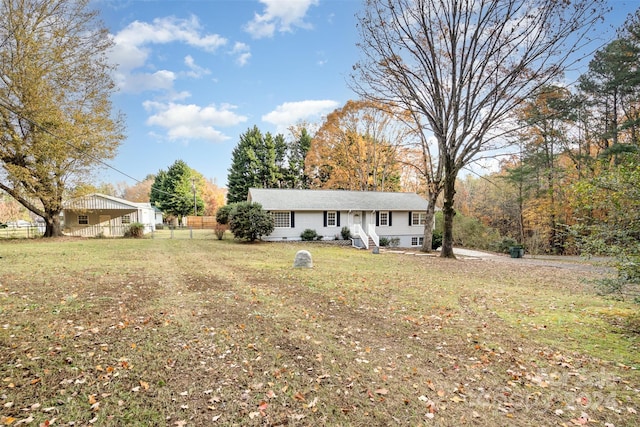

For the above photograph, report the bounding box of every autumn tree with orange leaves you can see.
[306,100,404,192]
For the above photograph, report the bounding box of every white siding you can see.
[265,211,345,241]
[263,210,428,247]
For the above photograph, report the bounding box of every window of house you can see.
[412,212,427,226]
[78,215,88,225]
[122,214,131,224]
[379,211,389,226]
[327,211,337,227]
[411,236,424,246]
[272,211,291,228]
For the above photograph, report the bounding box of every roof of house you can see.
[63,193,155,211]
[247,188,429,211]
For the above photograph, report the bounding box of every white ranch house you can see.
[62,193,162,237]
[247,188,432,249]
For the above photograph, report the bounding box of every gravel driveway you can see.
[451,247,612,273]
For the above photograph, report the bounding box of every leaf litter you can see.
[0,239,638,426]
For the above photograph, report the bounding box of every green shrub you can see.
[434,211,502,251]
[228,202,274,242]
[379,237,400,247]
[301,229,321,241]
[492,237,519,254]
[124,222,145,238]
[432,230,443,250]
[216,204,233,225]
[155,223,164,230]
[341,226,352,240]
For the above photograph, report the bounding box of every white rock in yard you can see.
[293,250,313,268]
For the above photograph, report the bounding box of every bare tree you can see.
[351,0,606,257]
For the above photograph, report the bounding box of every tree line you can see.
[0,0,631,271]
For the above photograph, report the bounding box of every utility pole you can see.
[191,178,197,216]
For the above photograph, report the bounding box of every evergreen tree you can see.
[579,38,640,159]
[150,160,204,219]
[286,128,312,189]
[226,126,284,203]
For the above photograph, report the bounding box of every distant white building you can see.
[62,193,162,237]
[247,188,433,249]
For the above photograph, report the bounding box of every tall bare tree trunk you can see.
[441,170,456,258]
[420,196,437,252]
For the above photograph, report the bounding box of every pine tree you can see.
[226,126,284,203]
[286,128,312,189]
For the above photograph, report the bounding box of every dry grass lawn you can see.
[0,237,638,426]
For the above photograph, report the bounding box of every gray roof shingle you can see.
[248,188,429,211]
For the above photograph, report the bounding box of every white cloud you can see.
[244,0,319,39]
[114,16,227,54]
[262,100,339,131]
[115,70,176,94]
[184,55,211,78]
[109,15,227,92]
[230,42,252,66]
[143,101,248,143]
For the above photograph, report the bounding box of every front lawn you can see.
[0,238,637,426]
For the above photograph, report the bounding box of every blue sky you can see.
[91,0,639,188]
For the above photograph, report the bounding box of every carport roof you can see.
[63,193,152,211]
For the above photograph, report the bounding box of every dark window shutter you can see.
[408,211,412,225]
[389,212,393,226]
[290,212,295,228]
[323,211,327,227]
[376,211,379,226]
[337,212,341,227]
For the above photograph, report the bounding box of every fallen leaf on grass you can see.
[375,388,388,395]
[570,413,591,425]
[293,392,305,401]
[1,417,17,425]
[307,397,318,408]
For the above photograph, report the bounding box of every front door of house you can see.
[353,211,362,227]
